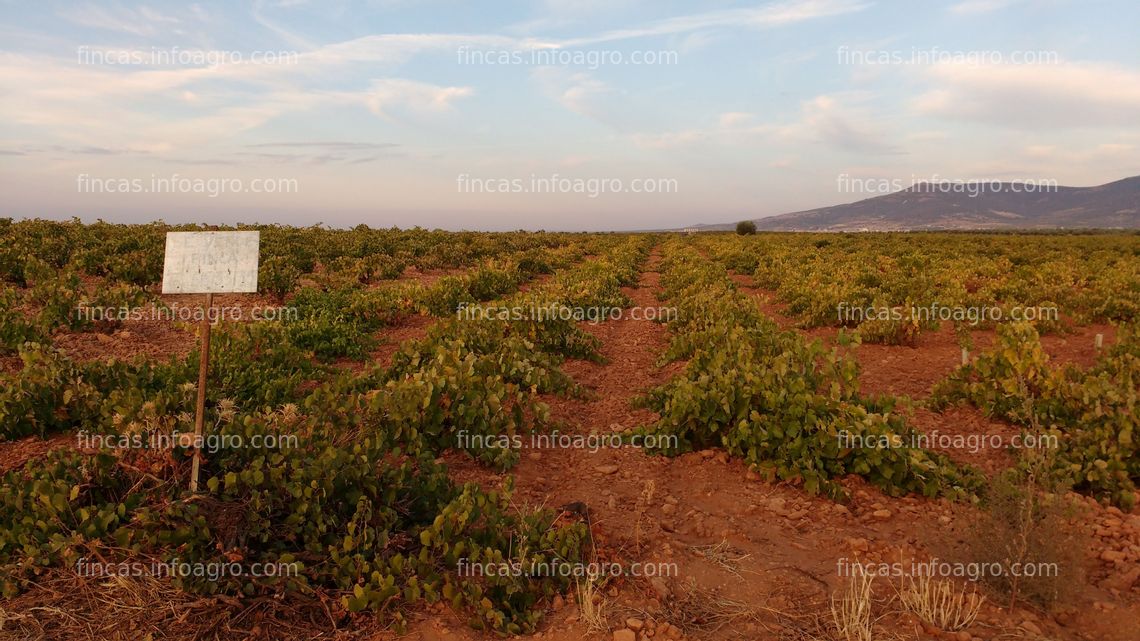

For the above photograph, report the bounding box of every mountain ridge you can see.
[691,175,1140,231]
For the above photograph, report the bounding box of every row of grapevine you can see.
[931,321,1140,507]
[637,241,981,499]
[0,234,651,634]
[703,232,1139,344]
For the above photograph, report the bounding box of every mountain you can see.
[695,176,1140,232]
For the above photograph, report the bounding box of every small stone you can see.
[938,515,952,525]
[528,452,542,461]
[626,618,645,631]
[1019,620,1043,636]
[595,465,619,475]
[662,503,676,516]
[649,576,670,600]
[871,509,892,520]
[848,537,870,552]
[613,629,637,641]
[1100,549,1125,562]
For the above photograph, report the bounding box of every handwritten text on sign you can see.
[161,231,260,294]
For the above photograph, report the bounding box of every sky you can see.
[1,0,1138,231]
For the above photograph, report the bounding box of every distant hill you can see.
[695,176,1140,232]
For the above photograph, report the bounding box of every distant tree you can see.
[735,220,757,235]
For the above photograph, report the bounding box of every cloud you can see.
[914,61,1140,128]
[797,95,901,154]
[947,0,1022,15]
[57,3,181,37]
[630,111,775,149]
[562,0,869,46]
[631,94,901,155]
[364,79,473,118]
[246,142,400,150]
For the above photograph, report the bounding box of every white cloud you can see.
[793,95,901,154]
[562,0,869,47]
[914,61,1140,128]
[947,0,1022,15]
[364,79,473,117]
[57,3,181,37]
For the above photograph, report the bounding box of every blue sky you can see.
[1,0,1138,230]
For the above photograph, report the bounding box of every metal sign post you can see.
[161,231,260,492]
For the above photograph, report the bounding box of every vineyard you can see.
[1,219,1138,641]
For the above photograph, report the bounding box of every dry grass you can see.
[633,479,656,553]
[0,567,358,641]
[897,575,983,632]
[671,577,759,635]
[575,573,608,634]
[690,539,753,579]
[829,573,876,641]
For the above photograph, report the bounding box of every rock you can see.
[871,509,892,520]
[766,498,787,515]
[648,576,670,600]
[847,537,870,552]
[552,595,565,610]
[595,465,619,475]
[1100,549,1125,562]
[1019,620,1043,636]
[956,631,972,641]
[528,452,542,461]
[662,503,676,516]
[745,470,760,481]
[613,629,637,641]
[95,333,113,343]
[1104,566,1140,591]
[699,450,716,459]
[938,515,952,525]
[626,618,645,631]
[665,625,682,639]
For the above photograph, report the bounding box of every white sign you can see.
[162,231,260,294]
